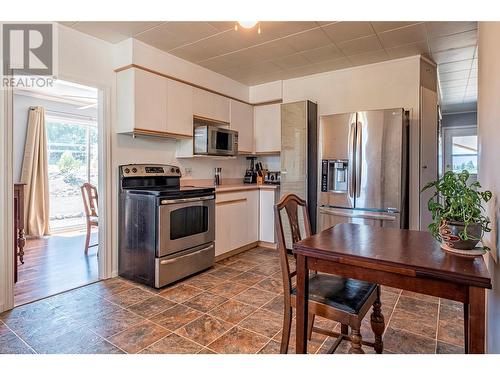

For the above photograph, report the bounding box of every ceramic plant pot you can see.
[439,221,482,250]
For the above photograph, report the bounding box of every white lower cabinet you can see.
[215,190,259,257]
[259,189,279,243]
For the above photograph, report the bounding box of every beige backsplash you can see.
[181,178,244,187]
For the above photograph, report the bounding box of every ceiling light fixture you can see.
[235,21,261,34]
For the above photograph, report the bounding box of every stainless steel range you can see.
[118,164,215,288]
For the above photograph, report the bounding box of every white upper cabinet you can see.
[230,100,254,154]
[117,67,168,135]
[254,103,281,154]
[166,79,193,137]
[192,87,230,123]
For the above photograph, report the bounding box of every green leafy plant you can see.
[421,170,492,249]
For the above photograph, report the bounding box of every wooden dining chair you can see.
[80,182,98,255]
[274,193,385,354]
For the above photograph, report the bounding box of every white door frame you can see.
[442,125,478,175]
[0,75,112,312]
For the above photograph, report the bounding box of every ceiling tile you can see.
[173,31,245,60]
[284,28,332,51]
[259,21,318,38]
[441,86,466,96]
[312,57,352,72]
[385,41,429,59]
[371,22,422,33]
[316,21,337,26]
[472,58,478,69]
[439,70,470,82]
[429,30,477,53]
[338,35,382,56]
[207,22,236,32]
[246,39,297,60]
[281,65,326,80]
[300,44,344,64]
[169,43,214,62]
[69,21,164,43]
[378,23,427,49]
[425,21,477,38]
[321,22,374,43]
[158,22,220,43]
[348,50,390,66]
[431,46,476,64]
[197,56,240,72]
[227,28,278,49]
[271,53,310,70]
[438,59,473,73]
[245,71,285,85]
[469,68,478,78]
[136,22,222,51]
[439,79,469,89]
[442,94,465,103]
[242,61,282,76]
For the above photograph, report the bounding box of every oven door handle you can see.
[159,244,214,265]
[160,195,215,205]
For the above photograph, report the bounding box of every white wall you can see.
[116,39,249,102]
[249,81,282,103]
[251,56,422,228]
[478,22,500,353]
[12,94,98,183]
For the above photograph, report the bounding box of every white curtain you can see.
[21,106,50,237]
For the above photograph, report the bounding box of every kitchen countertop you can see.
[181,179,280,193]
[215,183,280,192]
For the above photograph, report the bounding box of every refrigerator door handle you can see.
[319,206,397,221]
[348,122,356,199]
[355,121,362,198]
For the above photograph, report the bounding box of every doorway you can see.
[13,80,100,306]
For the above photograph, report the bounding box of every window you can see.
[46,114,98,230]
[443,125,478,178]
[451,135,478,174]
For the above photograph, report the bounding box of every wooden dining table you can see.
[293,223,492,354]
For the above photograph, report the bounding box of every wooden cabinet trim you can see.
[193,114,230,126]
[115,64,283,107]
[131,128,193,139]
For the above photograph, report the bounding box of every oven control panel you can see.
[120,164,181,177]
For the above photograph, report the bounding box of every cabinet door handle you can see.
[160,244,214,265]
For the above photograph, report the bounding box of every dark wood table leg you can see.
[18,228,26,264]
[295,254,309,354]
[463,302,469,354]
[467,286,486,353]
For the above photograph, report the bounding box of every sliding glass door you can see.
[46,115,98,231]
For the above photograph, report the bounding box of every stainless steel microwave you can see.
[194,124,238,156]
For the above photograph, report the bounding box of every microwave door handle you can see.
[348,122,356,199]
[355,122,362,198]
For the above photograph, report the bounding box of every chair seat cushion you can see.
[291,274,377,314]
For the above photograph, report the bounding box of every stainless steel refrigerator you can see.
[318,108,409,231]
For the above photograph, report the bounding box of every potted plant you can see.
[422,170,492,251]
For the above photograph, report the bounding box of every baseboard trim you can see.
[214,242,259,261]
[258,241,277,249]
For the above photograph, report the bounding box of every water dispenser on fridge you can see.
[321,159,349,193]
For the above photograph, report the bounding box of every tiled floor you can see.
[1,247,465,354]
